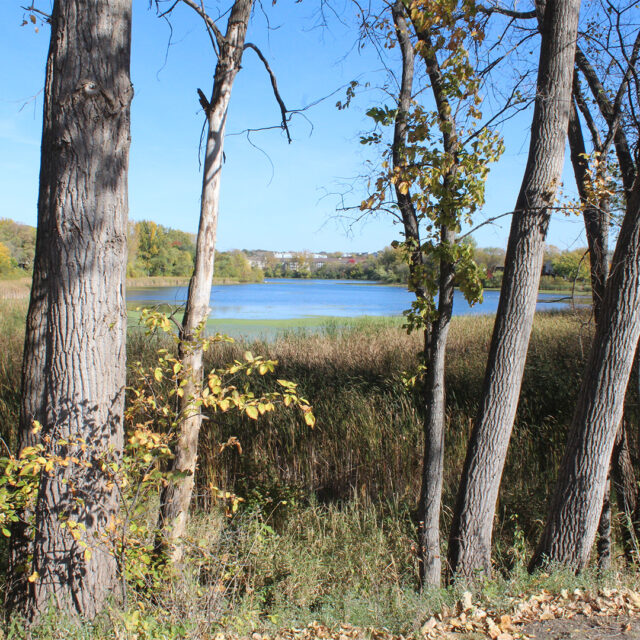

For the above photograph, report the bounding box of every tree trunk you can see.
[7,51,56,609]
[567,94,613,569]
[574,44,638,199]
[8,0,132,619]
[392,2,460,587]
[417,235,455,587]
[447,0,581,579]
[530,175,640,571]
[611,422,640,562]
[157,0,253,562]
[569,76,640,567]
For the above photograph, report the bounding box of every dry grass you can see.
[0,278,31,300]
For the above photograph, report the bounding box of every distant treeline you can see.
[0,219,262,283]
[0,217,591,287]
[0,219,36,277]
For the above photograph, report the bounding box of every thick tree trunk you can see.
[530,176,640,571]
[447,0,580,579]
[7,48,57,611]
[157,0,253,562]
[567,96,613,569]
[8,0,132,619]
[569,81,640,567]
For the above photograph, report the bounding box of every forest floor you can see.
[519,614,640,640]
[242,590,640,640]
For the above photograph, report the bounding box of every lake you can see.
[127,278,581,320]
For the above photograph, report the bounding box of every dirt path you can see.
[521,614,640,640]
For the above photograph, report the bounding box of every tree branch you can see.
[244,42,292,143]
[457,211,514,242]
[21,3,51,22]
[178,0,225,50]
[477,4,537,19]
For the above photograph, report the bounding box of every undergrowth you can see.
[1,302,639,638]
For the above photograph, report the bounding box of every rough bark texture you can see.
[7,37,57,612]
[567,95,612,569]
[447,0,580,579]
[569,57,640,568]
[567,98,609,317]
[611,423,640,561]
[530,176,640,570]
[9,0,132,619]
[157,0,253,561]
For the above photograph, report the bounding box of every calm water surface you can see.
[127,279,579,320]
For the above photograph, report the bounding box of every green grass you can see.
[127,304,405,340]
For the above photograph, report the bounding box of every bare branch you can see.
[178,0,225,50]
[573,72,603,150]
[21,3,51,21]
[457,211,515,242]
[477,4,537,19]
[244,42,292,143]
[157,0,180,18]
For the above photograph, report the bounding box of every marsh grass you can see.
[3,303,639,638]
[0,279,31,301]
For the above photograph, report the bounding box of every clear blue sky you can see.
[0,0,587,253]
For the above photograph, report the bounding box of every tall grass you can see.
[3,303,639,636]
[189,312,597,554]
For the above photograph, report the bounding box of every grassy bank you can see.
[3,301,640,637]
[127,275,264,288]
[0,275,264,300]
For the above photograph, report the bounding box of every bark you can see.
[530,175,640,570]
[8,0,132,618]
[575,41,639,198]
[569,65,640,568]
[7,39,57,613]
[611,423,640,562]
[393,1,459,587]
[567,95,612,568]
[447,0,580,579]
[391,2,424,299]
[157,0,253,562]
[417,234,455,588]
[567,96,609,317]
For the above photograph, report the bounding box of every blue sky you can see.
[0,0,588,253]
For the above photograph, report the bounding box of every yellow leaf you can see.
[84,548,92,562]
[154,368,163,382]
[28,571,39,583]
[245,406,259,420]
[304,411,316,428]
